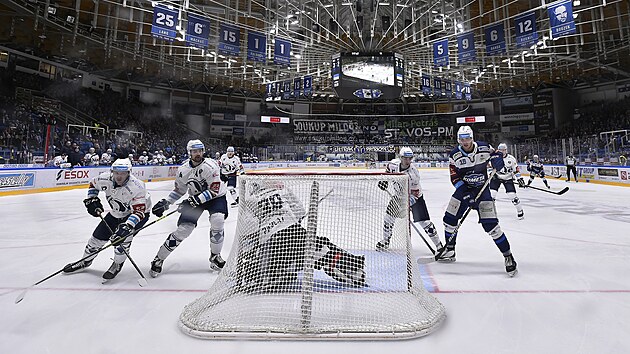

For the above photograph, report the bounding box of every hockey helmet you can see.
[497,143,508,152]
[399,147,414,158]
[187,139,205,154]
[111,158,132,172]
[457,126,474,144]
[533,154,539,161]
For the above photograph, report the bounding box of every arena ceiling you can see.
[1,0,630,100]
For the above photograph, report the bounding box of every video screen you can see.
[332,52,404,100]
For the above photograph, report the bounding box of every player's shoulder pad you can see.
[449,146,462,159]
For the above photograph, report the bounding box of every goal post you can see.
[179,171,446,340]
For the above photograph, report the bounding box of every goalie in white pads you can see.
[490,143,525,219]
[149,140,228,277]
[376,147,443,251]
[220,146,245,207]
[63,158,152,282]
[235,180,366,292]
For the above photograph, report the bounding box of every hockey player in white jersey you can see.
[138,151,149,165]
[149,139,228,276]
[490,143,525,219]
[235,179,366,292]
[100,148,113,165]
[220,146,245,207]
[83,147,99,166]
[376,147,443,251]
[63,158,152,282]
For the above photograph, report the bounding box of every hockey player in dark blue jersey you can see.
[436,126,517,276]
[526,155,550,188]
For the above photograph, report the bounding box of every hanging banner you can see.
[444,80,452,98]
[548,0,576,38]
[274,38,291,66]
[151,5,178,41]
[247,31,266,62]
[283,81,291,100]
[303,75,312,96]
[218,24,241,56]
[457,32,476,64]
[464,83,472,101]
[433,39,449,67]
[185,14,210,49]
[421,75,431,95]
[485,23,506,56]
[454,81,463,99]
[434,78,442,96]
[514,12,538,48]
[293,77,302,97]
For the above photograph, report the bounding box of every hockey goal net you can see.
[179,171,445,339]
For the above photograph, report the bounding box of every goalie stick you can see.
[99,214,149,287]
[14,209,178,304]
[417,170,496,265]
[525,185,569,195]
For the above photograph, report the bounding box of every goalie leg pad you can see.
[321,250,366,287]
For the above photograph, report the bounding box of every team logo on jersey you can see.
[463,173,485,187]
[102,186,107,190]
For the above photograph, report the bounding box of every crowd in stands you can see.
[2,65,630,167]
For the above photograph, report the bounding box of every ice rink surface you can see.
[1,168,629,354]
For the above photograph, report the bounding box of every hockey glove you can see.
[517,177,526,188]
[188,190,212,207]
[220,173,229,182]
[462,191,478,209]
[152,199,170,217]
[489,152,505,171]
[83,197,104,217]
[377,180,388,191]
[111,223,133,245]
[409,195,417,207]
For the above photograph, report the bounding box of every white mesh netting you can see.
[179,172,446,339]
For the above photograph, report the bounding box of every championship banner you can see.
[218,24,241,56]
[274,38,291,66]
[433,39,449,67]
[433,78,442,96]
[185,14,210,49]
[457,32,476,64]
[485,23,506,56]
[514,12,538,48]
[247,31,267,62]
[421,75,431,95]
[151,5,178,41]
[548,1,576,38]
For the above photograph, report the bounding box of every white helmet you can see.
[111,158,132,172]
[89,147,95,153]
[497,143,508,151]
[106,148,112,153]
[533,154,539,159]
[227,146,235,153]
[457,125,474,144]
[187,139,205,154]
[399,147,413,158]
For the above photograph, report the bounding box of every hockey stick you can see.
[14,209,177,304]
[99,214,149,287]
[379,182,437,255]
[525,185,569,195]
[417,170,496,265]
[410,222,436,255]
